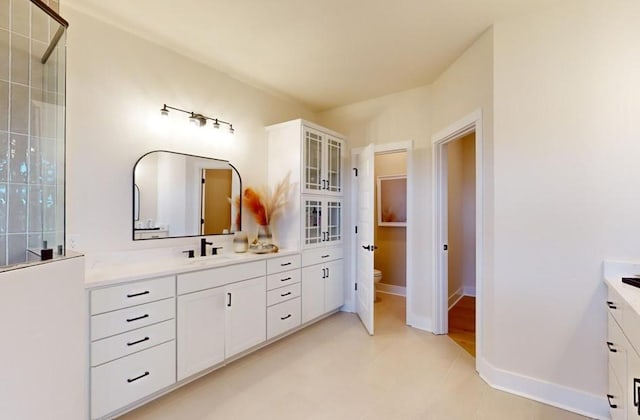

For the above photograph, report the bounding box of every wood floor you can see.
[448,296,476,357]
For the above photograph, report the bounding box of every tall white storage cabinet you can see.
[267,119,346,323]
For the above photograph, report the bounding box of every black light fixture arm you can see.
[160,104,235,133]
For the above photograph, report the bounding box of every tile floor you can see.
[122,294,587,420]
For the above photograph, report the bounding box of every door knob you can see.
[362,245,378,251]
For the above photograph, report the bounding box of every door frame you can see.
[350,141,413,325]
[432,109,483,370]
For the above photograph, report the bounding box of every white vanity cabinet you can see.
[89,276,177,420]
[301,247,344,323]
[606,279,640,420]
[176,262,266,381]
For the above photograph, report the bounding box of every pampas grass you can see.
[243,172,292,226]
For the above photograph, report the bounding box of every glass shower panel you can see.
[0,0,66,267]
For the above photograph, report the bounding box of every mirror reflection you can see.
[133,151,241,240]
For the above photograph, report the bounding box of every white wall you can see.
[491,0,640,414]
[447,133,475,300]
[63,7,316,257]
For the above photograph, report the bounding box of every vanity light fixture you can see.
[159,104,234,133]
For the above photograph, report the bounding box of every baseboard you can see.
[376,282,406,297]
[448,287,464,310]
[463,285,476,297]
[478,359,608,420]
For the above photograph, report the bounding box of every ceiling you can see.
[64,0,546,111]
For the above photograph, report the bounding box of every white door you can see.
[356,144,375,335]
[436,142,449,334]
[301,264,325,323]
[325,259,344,312]
[225,277,266,358]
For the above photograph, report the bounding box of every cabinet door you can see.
[303,197,324,247]
[301,265,325,323]
[326,136,343,194]
[628,347,640,419]
[177,287,226,381]
[325,259,344,312]
[303,127,325,193]
[325,199,342,245]
[225,277,266,358]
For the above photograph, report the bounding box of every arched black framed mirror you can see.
[132,150,242,240]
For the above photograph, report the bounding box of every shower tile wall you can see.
[0,0,64,266]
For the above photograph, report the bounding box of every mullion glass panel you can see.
[327,138,341,193]
[304,130,322,191]
[326,200,341,242]
[304,199,322,245]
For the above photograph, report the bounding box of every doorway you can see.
[444,133,476,356]
[432,109,484,370]
[353,141,413,335]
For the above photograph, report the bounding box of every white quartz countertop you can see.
[603,260,640,316]
[85,249,299,289]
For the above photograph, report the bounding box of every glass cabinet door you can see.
[303,128,324,193]
[303,198,323,246]
[326,137,343,194]
[326,199,342,243]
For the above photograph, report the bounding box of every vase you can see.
[257,224,273,246]
[233,231,248,253]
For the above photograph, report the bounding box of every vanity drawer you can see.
[607,286,625,326]
[267,254,301,274]
[624,300,640,355]
[267,269,301,291]
[178,261,265,295]
[91,340,176,420]
[91,298,175,341]
[302,247,343,266]
[267,283,301,307]
[607,312,627,386]
[91,319,175,367]
[267,297,301,340]
[91,276,175,315]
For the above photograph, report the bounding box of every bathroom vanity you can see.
[86,248,343,419]
[603,262,640,419]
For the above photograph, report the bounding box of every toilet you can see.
[373,269,382,302]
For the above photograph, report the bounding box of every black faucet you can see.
[200,238,213,257]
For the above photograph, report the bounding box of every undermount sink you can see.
[182,253,244,266]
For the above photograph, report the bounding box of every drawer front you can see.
[267,254,301,274]
[178,261,265,295]
[267,283,301,307]
[91,276,175,315]
[267,269,301,291]
[267,297,301,340]
[302,247,343,266]
[91,298,175,341]
[91,341,176,420]
[91,319,175,367]
[608,367,626,420]
[607,286,625,326]
[608,312,627,387]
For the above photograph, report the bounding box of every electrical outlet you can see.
[68,234,80,250]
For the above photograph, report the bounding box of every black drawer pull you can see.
[126,314,149,323]
[127,336,150,347]
[607,394,617,409]
[280,292,292,297]
[280,314,292,320]
[280,277,292,282]
[227,292,232,307]
[607,341,618,353]
[127,290,150,298]
[321,254,330,258]
[280,262,292,267]
[607,301,618,309]
[127,371,150,383]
